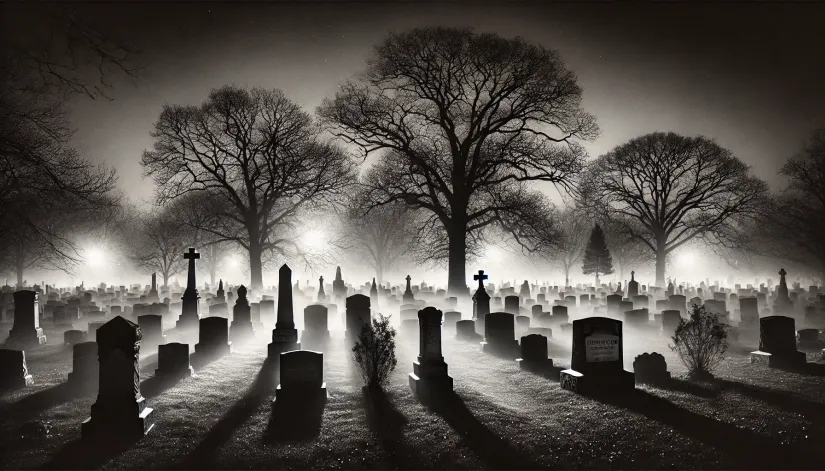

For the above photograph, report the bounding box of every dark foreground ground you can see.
[2,323,825,470]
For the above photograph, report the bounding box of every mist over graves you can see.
[2,4,825,470]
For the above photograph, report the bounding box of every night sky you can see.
[5,1,825,205]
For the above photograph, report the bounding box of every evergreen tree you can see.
[582,224,614,286]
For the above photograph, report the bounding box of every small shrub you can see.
[352,313,398,388]
[669,304,729,380]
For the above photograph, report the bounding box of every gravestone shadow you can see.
[42,434,134,470]
[712,378,825,422]
[139,352,158,375]
[179,361,273,468]
[659,377,721,398]
[362,385,426,469]
[264,394,324,443]
[1,382,87,422]
[588,388,819,469]
[139,373,184,400]
[426,392,539,470]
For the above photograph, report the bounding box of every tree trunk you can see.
[162,272,170,290]
[655,236,667,287]
[447,229,467,297]
[249,241,264,291]
[16,259,24,289]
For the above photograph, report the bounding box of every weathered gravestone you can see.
[443,311,461,332]
[750,316,806,369]
[481,312,520,359]
[516,334,559,378]
[624,308,649,327]
[138,315,165,353]
[230,285,255,343]
[560,317,635,394]
[302,304,330,348]
[551,305,568,325]
[267,265,301,365]
[4,290,47,349]
[274,350,326,406]
[739,297,759,329]
[633,352,670,385]
[504,296,520,315]
[409,307,453,402]
[455,319,482,342]
[68,341,98,392]
[0,348,34,391]
[87,322,106,343]
[796,328,823,349]
[81,316,154,441]
[64,329,87,346]
[516,315,531,332]
[661,310,681,335]
[193,317,231,365]
[154,342,193,380]
[344,294,371,344]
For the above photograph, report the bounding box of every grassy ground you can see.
[1,322,825,470]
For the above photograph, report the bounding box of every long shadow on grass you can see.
[589,389,819,469]
[713,378,825,422]
[177,361,273,469]
[427,392,540,470]
[362,386,428,470]
[42,436,133,470]
[660,378,721,398]
[1,382,90,422]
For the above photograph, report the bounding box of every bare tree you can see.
[340,195,417,284]
[318,27,597,295]
[601,217,654,282]
[756,129,825,279]
[547,207,589,287]
[127,204,195,288]
[142,86,356,290]
[579,132,769,287]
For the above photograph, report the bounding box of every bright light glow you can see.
[677,251,695,266]
[228,256,241,268]
[303,230,325,248]
[86,249,105,266]
[485,246,503,262]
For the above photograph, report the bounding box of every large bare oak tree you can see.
[142,86,355,290]
[318,27,597,295]
[580,132,769,287]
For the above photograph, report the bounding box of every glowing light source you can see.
[677,251,695,266]
[228,256,241,268]
[303,230,325,248]
[485,246,503,262]
[86,249,105,266]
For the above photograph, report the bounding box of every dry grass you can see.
[1,321,824,470]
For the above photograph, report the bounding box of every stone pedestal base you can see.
[175,314,200,333]
[267,341,301,362]
[749,350,807,369]
[480,340,520,360]
[273,383,327,406]
[81,396,154,442]
[516,358,562,380]
[559,369,635,395]
[409,360,453,402]
[4,328,46,349]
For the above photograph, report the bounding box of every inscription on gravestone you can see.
[585,333,620,362]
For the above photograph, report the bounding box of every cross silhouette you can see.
[474,270,488,289]
[779,268,787,277]
[183,247,200,260]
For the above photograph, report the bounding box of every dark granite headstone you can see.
[81,316,154,441]
[274,350,326,406]
[194,317,231,363]
[481,312,520,359]
[68,341,99,392]
[302,304,330,348]
[560,317,635,394]
[230,285,254,343]
[0,348,34,391]
[4,290,46,349]
[750,315,806,369]
[633,352,670,384]
[455,319,482,342]
[409,307,453,402]
[155,342,193,379]
[516,334,558,378]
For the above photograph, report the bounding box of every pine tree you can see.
[582,224,614,286]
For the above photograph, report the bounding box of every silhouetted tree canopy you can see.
[318,26,597,295]
[142,86,356,289]
[582,223,614,285]
[579,132,769,287]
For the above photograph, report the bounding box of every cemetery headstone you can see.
[230,285,254,343]
[193,317,231,364]
[273,350,327,406]
[154,342,193,380]
[68,341,99,392]
[516,334,559,378]
[344,294,371,344]
[81,316,154,441]
[0,348,34,391]
[409,307,453,402]
[481,312,520,359]
[560,317,635,394]
[455,319,482,342]
[267,265,301,365]
[633,352,670,385]
[176,248,201,333]
[302,304,330,348]
[4,290,46,349]
[750,315,806,369]
[64,329,87,345]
